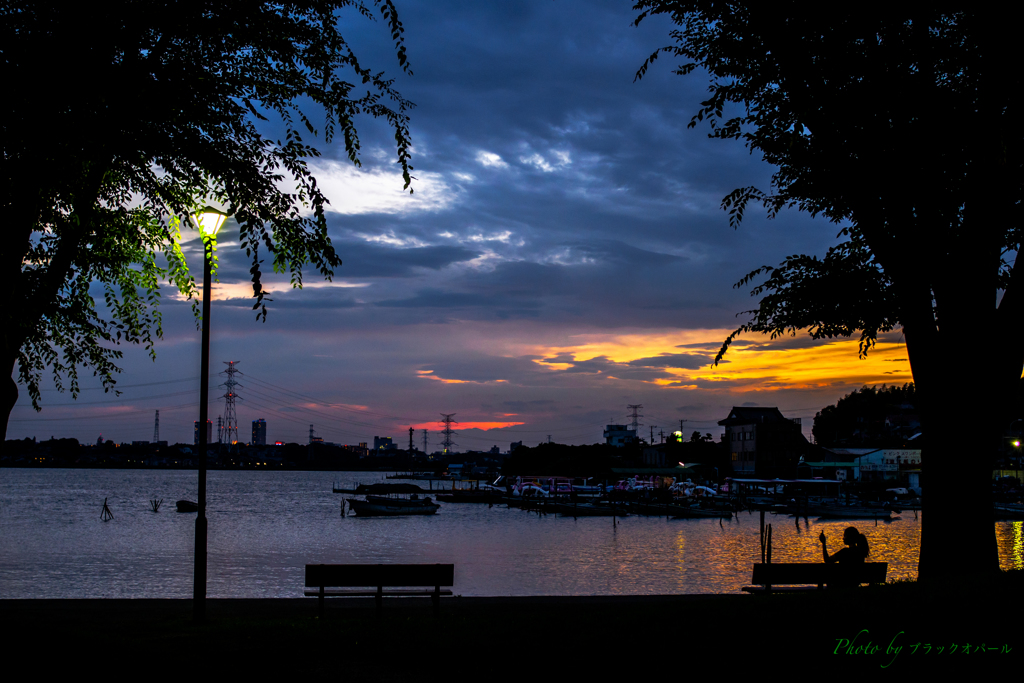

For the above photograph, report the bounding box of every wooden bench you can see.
[741,562,888,593]
[305,563,454,617]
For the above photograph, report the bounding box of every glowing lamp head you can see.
[1014,440,1021,448]
[195,206,229,237]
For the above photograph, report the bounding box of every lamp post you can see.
[193,205,228,624]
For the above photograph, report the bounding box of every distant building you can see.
[642,443,668,467]
[252,419,267,446]
[604,425,637,447]
[818,447,923,482]
[510,441,523,452]
[373,436,395,451]
[194,420,212,446]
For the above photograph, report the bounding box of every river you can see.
[1,469,1020,597]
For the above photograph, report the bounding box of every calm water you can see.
[1,469,1020,598]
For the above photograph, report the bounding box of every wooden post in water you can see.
[766,524,772,564]
[760,510,766,563]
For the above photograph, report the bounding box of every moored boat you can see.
[346,494,440,517]
[554,501,627,517]
[810,504,894,520]
[434,489,505,504]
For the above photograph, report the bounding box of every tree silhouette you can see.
[812,384,917,448]
[634,4,1019,580]
[2,1,414,439]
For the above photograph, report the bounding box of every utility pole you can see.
[409,426,415,453]
[153,410,160,443]
[422,429,429,455]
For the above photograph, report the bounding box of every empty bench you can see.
[305,563,454,617]
[742,562,888,593]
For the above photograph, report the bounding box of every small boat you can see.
[810,504,894,520]
[670,504,735,519]
[346,494,440,517]
[335,482,426,494]
[993,503,1024,520]
[434,484,507,504]
[554,502,626,517]
[175,500,198,513]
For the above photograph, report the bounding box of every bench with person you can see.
[742,561,888,593]
[742,526,887,593]
[304,563,455,617]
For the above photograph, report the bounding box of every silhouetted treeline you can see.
[502,442,627,478]
[812,384,918,447]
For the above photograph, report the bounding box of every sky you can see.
[8,1,913,449]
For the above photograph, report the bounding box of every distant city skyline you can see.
[7,1,912,448]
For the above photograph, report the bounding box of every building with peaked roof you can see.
[718,407,809,478]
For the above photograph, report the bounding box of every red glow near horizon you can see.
[407,421,525,431]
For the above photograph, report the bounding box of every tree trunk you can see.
[1,355,18,458]
[902,274,1002,582]
[914,380,1000,582]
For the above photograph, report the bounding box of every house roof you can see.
[822,448,881,457]
[718,406,790,426]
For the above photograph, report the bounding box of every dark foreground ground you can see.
[4,574,1019,678]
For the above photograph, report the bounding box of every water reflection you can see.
[0,469,1018,597]
[997,521,1023,570]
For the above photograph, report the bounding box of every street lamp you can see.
[192,205,227,623]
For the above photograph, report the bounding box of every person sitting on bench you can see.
[820,526,869,564]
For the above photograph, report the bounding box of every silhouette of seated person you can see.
[819,527,869,588]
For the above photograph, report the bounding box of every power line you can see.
[33,377,199,392]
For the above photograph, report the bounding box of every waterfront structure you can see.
[252,419,267,446]
[828,447,921,482]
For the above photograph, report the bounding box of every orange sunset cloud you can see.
[526,329,912,392]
